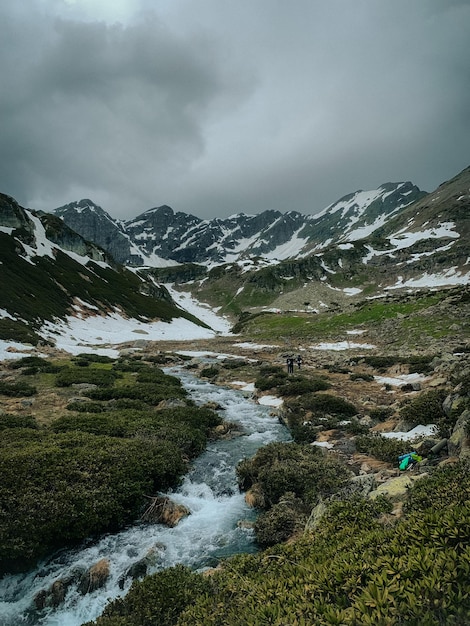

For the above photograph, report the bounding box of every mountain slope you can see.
[150,166,469,317]
[0,193,211,347]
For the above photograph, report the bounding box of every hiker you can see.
[286,357,294,374]
[296,355,302,369]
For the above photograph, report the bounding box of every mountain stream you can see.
[0,367,290,626]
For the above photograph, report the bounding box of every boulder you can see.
[141,496,190,527]
[245,484,265,509]
[78,558,110,595]
[448,409,470,460]
[305,499,328,531]
[368,474,427,501]
[118,546,163,589]
[237,520,255,530]
[349,472,377,496]
[33,575,76,609]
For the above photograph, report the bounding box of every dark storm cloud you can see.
[0,0,254,216]
[0,0,469,218]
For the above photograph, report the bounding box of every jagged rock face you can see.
[0,193,29,229]
[55,199,133,264]
[40,213,109,262]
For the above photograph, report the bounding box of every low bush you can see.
[368,406,394,422]
[254,493,307,548]
[360,354,434,374]
[0,380,37,397]
[404,461,470,513]
[361,355,399,370]
[399,388,448,430]
[72,353,116,365]
[286,392,358,418]
[0,413,37,430]
[84,465,470,626]
[86,383,186,405]
[349,373,374,382]
[237,442,350,510]
[220,359,246,370]
[255,365,286,391]
[9,356,51,370]
[55,367,119,388]
[277,376,330,397]
[66,401,106,413]
[84,564,212,626]
[355,433,409,463]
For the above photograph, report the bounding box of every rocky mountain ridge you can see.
[54,181,426,266]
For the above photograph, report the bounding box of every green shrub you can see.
[112,359,149,373]
[220,359,246,370]
[84,564,212,626]
[355,433,409,463]
[135,369,183,388]
[361,355,399,370]
[255,365,287,391]
[55,367,119,388]
[349,373,374,382]
[277,376,330,397]
[360,355,434,374]
[404,461,470,514]
[399,388,448,431]
[0,430,185,573]
[53,406,220,458]
[86,383,186,405]
[0,380,37,397]
[254,493,307,548]
[237,442,350,509]
[72,353,115,364]
[369,406,394,422]
[0,413,37,430]
[52,414,127,437]
[287,392,358,418]
[110,398,149,411]
[157,406,222,430]
[67,401,106,413]
[85,465,470,626]
[9,356,50,370]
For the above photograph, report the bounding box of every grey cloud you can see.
[0,3,253,215]
[0,0,469,219]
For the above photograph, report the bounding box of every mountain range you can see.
[54,181,426,266]
[0,164,468,348]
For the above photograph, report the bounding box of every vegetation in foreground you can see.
[86,462,470,626]
[0,355,221,574]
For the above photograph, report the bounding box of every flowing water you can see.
[0,367,290,626]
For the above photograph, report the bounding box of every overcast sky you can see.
[1,0,469,220]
